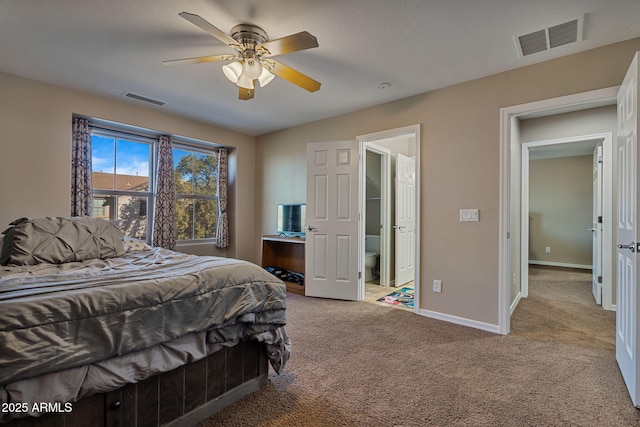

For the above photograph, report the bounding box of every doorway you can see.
[358,125,420,312]
[499,86,619,334]
[519,133,613,311]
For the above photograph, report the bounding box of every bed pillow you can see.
[8,216,125,266]
[0,233,7,266]
[123,236,152,253]
[0,222,20,266]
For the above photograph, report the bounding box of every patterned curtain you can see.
[71,118,93,216]
[216,148,230,248]
[153,135,176,249]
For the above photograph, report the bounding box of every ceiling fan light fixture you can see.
[222,61,242,83]
[237,74,254,89]
[258,67,275,87]
[242,57,262,80]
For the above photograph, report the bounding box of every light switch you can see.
[460,209,479,222]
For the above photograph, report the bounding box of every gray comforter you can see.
[0,248,289,386]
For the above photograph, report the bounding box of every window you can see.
[173,147,218,241]
[90,129,154,241]
[84,121,222,245]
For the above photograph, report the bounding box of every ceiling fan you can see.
[164,12,321,100]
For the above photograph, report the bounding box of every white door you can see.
[592,144,603,305]
[305,140,360,300]
[395,153,416,286]
[616,52,640,407]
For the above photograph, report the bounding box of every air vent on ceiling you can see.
[515,15,583,58]
[121,92,165,106]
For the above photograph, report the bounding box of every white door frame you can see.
[499,86,619,334]
[358,124,421,312]
[593,143,604,306]
[519,132,614,310]
[362,142,392,287]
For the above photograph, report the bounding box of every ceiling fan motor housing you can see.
[230,24,268,51]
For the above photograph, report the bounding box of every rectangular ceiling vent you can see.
[121,92,165,106]
[515,15,583,58]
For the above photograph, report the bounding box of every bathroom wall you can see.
[366,149,382,235]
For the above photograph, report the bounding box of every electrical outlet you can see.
[433,279,442,293]
[545,246,551,253]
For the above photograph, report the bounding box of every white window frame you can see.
[172,142,220,244]
[90,127,157,244]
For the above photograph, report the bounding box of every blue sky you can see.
[91,135,197,178]
[92,135,150,177]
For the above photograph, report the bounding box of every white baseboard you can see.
[528,260,592,270]
[510,292,522,315]
[417,309,501,334]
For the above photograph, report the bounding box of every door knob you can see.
[307,225,318,232]
[393,225,406,230]
[617,242,637,252]
[588,228,597,232]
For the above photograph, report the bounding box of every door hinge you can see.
[598,276,602,284]
[358,271,362,279]
[598,216,603,224]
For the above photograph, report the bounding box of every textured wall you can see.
[0,72,257,262]
[256,38,640,326]
[529,155,593,266]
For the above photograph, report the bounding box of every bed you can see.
[0,216,290,426]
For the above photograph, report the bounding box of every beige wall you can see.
[529,155,593,266]
[0,72,258,263]
[520,105,617,143]
[256,38,640,326]
[3,37,639,328]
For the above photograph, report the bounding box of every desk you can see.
[261,235,305,296]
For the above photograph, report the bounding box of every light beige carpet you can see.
[199,266,640,426]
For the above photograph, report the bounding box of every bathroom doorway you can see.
[358,125,420,311]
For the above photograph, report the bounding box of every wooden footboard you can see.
[6,340,269,427]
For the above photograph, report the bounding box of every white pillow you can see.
[123,236,152,253]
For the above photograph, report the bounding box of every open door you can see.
[305,140,360,300]
[592,144,603,305]
[616,52,640,407]
[395,153,416,287]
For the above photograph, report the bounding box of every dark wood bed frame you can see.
[6,339,268,427]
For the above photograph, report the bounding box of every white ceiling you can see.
[1,0,639,136]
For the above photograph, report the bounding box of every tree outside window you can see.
[173,149,218,241]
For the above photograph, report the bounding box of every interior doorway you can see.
[519,132,613,311]
[358,125,420,312]
[499,86,619,334]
